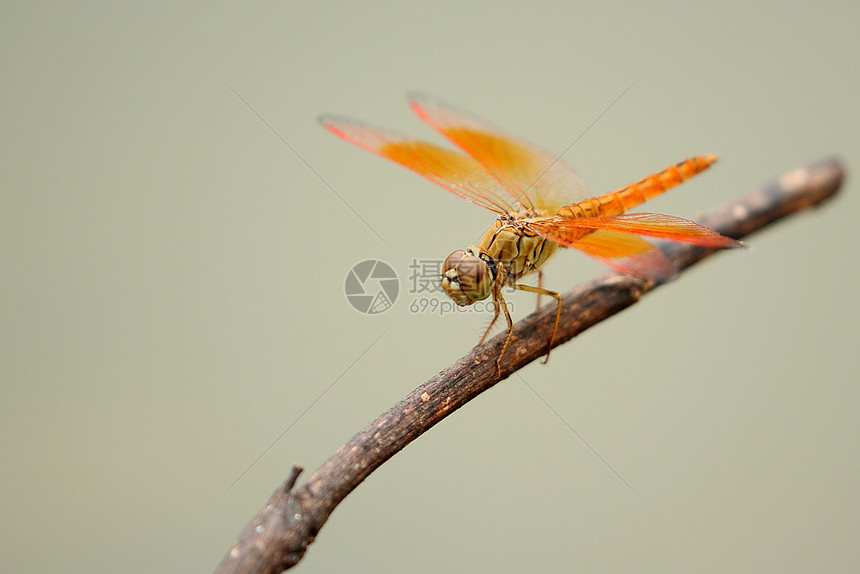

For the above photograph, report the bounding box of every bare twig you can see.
[215,158,844,574]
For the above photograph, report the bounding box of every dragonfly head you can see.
[441,249,495,306]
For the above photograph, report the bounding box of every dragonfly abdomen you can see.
[557,155,718,219]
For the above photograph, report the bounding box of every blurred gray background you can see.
[3,1,858,572]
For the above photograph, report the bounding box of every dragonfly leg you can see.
[478,296,502,346]
[493,286,515,376]
[535,270,544,310]
[514,284,562,364]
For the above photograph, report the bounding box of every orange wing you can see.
[528,214,743,281]
[408,93,589,215]
[319,115,524,214]
[550,213,744,248]
[567,229,678,281]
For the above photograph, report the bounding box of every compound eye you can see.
[442,250,466,277]
[441,250,493,306]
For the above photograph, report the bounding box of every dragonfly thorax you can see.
[441,248,496,306]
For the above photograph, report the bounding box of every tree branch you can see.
[214,157,844,574]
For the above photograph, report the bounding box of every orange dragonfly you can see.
[320,94,743,369]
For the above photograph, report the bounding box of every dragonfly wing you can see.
[560,213,744,248]
[530,223,677,281]
[408,93,589,215]
[320,115,518,214]
[528,211,743,280]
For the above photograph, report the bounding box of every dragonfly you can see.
[320,94,743,371]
